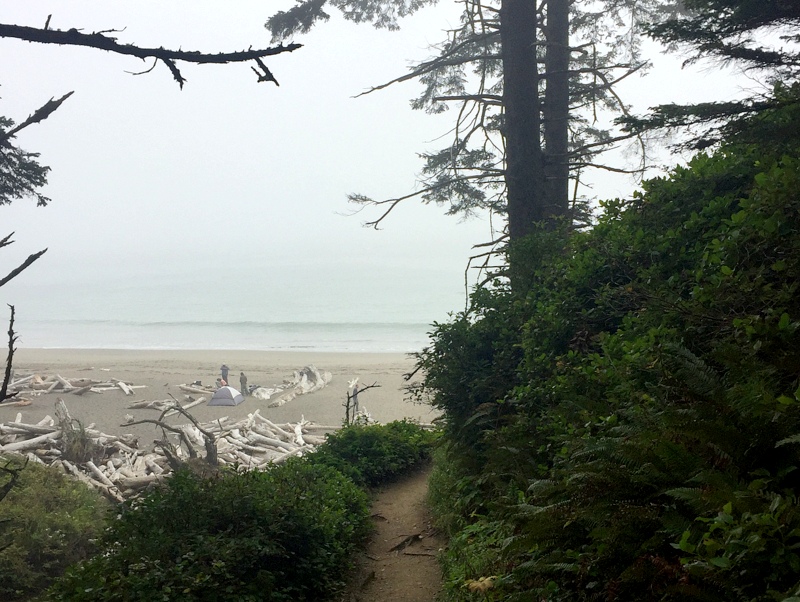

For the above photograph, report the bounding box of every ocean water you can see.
[16,319,434,353]
[2,264,465,352]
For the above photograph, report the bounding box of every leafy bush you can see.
[423,105,800,600]
[307,420,437,487]
[0,455,110,601]
[47,460,370,602]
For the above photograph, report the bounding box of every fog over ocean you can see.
[4,262,467,352]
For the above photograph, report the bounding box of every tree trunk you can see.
[543,0,570,218]
[501,0,546,240]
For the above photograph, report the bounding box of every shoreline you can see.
[2,349,434,447]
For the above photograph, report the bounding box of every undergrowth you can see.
[39,419,434,601]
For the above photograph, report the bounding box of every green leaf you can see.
[776,434,800,447]
[710,556,731,568]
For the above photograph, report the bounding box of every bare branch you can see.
[0,457,27,504]
[252,56,280,86]
[0,92,74,142]
[126,58,158,77]
[0,23,302,88]
[433,94,503,104]
[571,161,646,174]
[0,248,47,289]
[349,174,495,229]
[124,417,199,459]
[0,305,18,403]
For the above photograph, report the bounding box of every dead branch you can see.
[124,404,218,466]
[252,56,280,86]
[344,381,380,425]
[0,22,302,88]
[158,404,218,466]
[0,245,48,289]
[0,92,74,143]
[123,418,198,459]
[0,305,18,403]
[0,456,27,504]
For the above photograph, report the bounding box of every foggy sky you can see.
[0,2,750,329]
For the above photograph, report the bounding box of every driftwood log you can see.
[0,401,339,502]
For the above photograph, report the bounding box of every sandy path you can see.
[346,465,445,602]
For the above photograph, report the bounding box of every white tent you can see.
[208,386,245,406]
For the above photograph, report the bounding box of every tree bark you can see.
[501,0,547,240]
[543,0,571,218]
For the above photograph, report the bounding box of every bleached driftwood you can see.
[179,384,214,395]
[0,430,61,452]
[5,370,148,400]
[0,398,353,502]
[115,381,134,395]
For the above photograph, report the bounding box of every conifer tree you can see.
[268,0,674,242]
[622,0,800,148]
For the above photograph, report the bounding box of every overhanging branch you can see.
[0,22,302,88]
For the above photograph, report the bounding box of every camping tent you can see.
[208,386,245,406]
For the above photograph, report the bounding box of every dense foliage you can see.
[0,456,109,601]
[307,419,436,486]
[47,460,371,602]
[623,0,800,149]
[420,100,800,600]
[0,115,52,207]
[42,420,433,601]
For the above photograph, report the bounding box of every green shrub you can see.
[0,455,110,601]
[307,420,437,487]
[47,460,370,602]
[422,111,800,599]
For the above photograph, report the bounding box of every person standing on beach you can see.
[220,364,229,386]
[239,372,248,396]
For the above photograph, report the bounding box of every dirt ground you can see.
[345,464,446,602]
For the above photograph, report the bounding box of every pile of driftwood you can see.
[254,365,333,407]
[173,365,333,408]
[0,399,336,502]
[7,372,144,401]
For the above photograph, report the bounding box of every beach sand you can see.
[1,349,435,448]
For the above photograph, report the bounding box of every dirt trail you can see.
[345,464,446,602]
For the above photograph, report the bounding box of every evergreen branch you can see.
[568,131,640,157]
[354,30,500,97]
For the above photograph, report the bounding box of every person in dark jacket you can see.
[220,364,229,385]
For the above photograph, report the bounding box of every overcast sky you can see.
[0,1,752,326]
